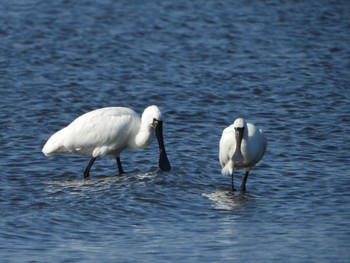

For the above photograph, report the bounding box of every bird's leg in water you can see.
[231,173,236,192]
[240,169,251,192]
[116,157,124,175]
[84,157,97,178]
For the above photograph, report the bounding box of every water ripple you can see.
[1,0,350,262]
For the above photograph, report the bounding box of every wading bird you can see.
[42,105,171,178]
[219,118,267,192]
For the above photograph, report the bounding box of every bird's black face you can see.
[151,118,158,128]
[153,119,171,172]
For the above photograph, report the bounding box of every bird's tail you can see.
[42,129,66,157]
[42,140,59,157]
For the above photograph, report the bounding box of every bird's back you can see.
[42,107,140,157]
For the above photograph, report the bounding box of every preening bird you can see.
[219,118,267,192]
[42,105,171,178]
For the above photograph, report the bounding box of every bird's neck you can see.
[134,124,153,148]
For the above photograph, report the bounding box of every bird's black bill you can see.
[154,120,171,171]
[233,127,244,164]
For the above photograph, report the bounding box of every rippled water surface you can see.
[1,0,350,262]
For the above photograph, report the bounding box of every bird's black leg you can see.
[84,157,97,178]
[116,157,124,175]
[230,173,236,192]
[240,169,251,192]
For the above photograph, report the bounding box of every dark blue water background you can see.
[1,0,350,262]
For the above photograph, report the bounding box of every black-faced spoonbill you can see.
[42,105,171,178]
[219,118,267,192]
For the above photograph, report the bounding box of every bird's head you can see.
[142,105,171,172]
[233,118,246,142]
[142,105,162,127]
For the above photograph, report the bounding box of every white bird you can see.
[219,118,267,192]
[42,105,171,178]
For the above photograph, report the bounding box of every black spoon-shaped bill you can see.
[154,120,171,171]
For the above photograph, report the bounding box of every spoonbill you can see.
[42,105,171,178]
[219,118,267,192]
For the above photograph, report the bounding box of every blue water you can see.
[1,0,350,262]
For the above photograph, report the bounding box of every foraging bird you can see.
[42,105,171,178]
[219,118,267,192]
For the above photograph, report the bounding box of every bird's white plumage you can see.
[219,118,267,176]
[42,105,161,158]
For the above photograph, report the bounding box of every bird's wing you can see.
[245,123,267,166]
[219,126,235,175]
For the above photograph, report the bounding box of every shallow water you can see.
[1,0,350,262]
